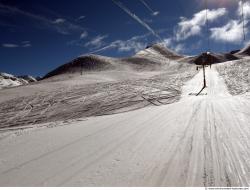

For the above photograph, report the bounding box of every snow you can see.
[216,58,250,95]
[0,65,197,128]
[18,75,37,83]
[0,66,249,186]
[0,73,29,89]
[0,73,15,78]
[0,76,24,89]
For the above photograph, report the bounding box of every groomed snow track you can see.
[0,67,249,186]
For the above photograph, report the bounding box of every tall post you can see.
[203,64,206,88]
[241,0,246,41]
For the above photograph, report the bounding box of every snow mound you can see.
[43,55,116,79]
[217,58,250,95]
[0,73,29,89]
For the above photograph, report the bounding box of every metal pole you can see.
[203,64,206,88]
[205,0,210,51]
[242,0,246,41]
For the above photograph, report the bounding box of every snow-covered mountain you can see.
[0,73,36,89]
[43,43,185,79]
[180,52,239,64]
[43,54,116,79]
[18,75,37,83]
[135,43,184,60]
[236,44,250,56]
[4,43,250,83]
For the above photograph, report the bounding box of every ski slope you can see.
[0,67,249,187]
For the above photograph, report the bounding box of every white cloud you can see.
[209,1,250,45]
[80,33,150,55]
[160,38,185,53]
[173,44,185,53]
[109,34,150,53]
[238,1,250,19]
[112,40,146,53]
[2,41,32,48]
[152,11,159,16]
[0,3,87,35]
[210,20,247,44]
[84,35,108,49]
[2,43,19,48]
[195,0,236,7]
[80,31,88,39]
[22,43,32,48]
[176,8,227,41]
[53,18,66,24]
[161,38,172,47]
[77,15,86,21]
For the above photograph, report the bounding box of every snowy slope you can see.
[0,67,249,186]
[0,63,197,129]
[217,58,250,95]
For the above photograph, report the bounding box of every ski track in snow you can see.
[0,67,249,186]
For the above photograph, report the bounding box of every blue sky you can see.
[0,0,249,76]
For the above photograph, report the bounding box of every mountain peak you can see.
[136,43,184,60]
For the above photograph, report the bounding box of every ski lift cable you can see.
[205,0,210,52]
[241,0,246,42]
[112,0,162,42]
[139,0,155,15]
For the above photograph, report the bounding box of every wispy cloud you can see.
[210,2,249,44]
[53,18,66,24]
[81,33,150,55]
[152,11,159,16]
[84,35,109,49]
[112,37,147,53]
[80,31,88,39]
[195,0,236,8]
[176,8,227,41]
[210,20,247,44]
[237,1,250,19]
[2,43,19,48]
[139,0,160,16]
[2,41,32,48]
[77,15,86,21]
[160,38,185,53]
[0,2,87,35]
[112,0,162,41]
[21,41,32,47]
